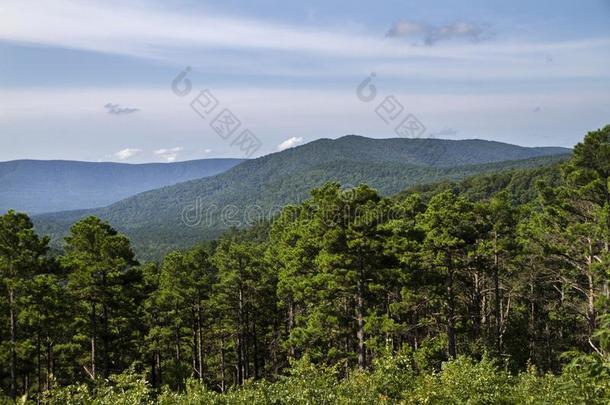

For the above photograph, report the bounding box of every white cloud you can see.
[1,0,609,68]
[204,149,213,153]
[153,147,183,162]
[113,148,141,160]
[277,136,304,151]
[1,86,609,161]
[0,0,401,59]
[386,21,426,38]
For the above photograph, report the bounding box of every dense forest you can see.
[32,136,569,261]
[1,127,609,404]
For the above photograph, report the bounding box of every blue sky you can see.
[1,0,609,162]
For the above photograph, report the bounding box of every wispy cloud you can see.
[153,147,183,162]
[386,20,492,45]
[113,148,141,160]
[277,136,304,151]
[3,0,607,68]
[2,86,609,148]
[104,103,139,115]
[0,0,402,59]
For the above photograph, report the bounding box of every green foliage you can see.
[33,137,569,260]
[36,353,610,404]
[4,128,610,403]
[42,367,152,405]
[59,217,141,380]
[407,356,512,404]
[558,353,610,404]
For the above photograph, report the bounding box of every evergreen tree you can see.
[0,210,49,397]
[534,125,610,351]
[212,238,274,385]
[418,191,479,358]
[59,216,137,380]
[18,269,70,396]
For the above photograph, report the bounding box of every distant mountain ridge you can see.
[0,158,244,213]
[296,135,569,167]
[32,136,571,259]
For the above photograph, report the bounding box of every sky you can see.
[0,0,609,163]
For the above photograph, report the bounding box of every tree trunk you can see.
[587,272,596,334]
[9,287,17,398]
[473,272,482,339]
[197,305,204,381]
[272,320,279,376]
[252,323,259,379]
[153,311,162,387]
[586,239,596,336]
[528,272,536,363]
[446,262,457,358]
[90,301,97,379]
[151,353,157,388]
[174,323,181,363]
[46,343,52,391]
[356,261,366,369]
[191,317,197,377]
[101,269,111,378]
[236,334,243,386]
[157,349,163,385]
[102,302,110,378]
[37,333,42,400]
[220,337,226,392]
[287,298,295,358]
[494,232,501,354]
[237,260,246,384]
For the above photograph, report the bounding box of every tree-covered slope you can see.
[396,160,565,204]
[294,135,569,167]
[0,158,243,213]
[33,136,571,258]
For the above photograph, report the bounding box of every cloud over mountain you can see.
[113,148,142,160]
[154,147,183,162]
[277,136,304,151]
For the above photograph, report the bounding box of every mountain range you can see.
[0,158,243,213]
[29,136,571,259]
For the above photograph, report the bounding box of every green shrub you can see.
[32,353,610,405]
[405,356,512,405]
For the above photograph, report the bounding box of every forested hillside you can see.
[33,136,571,259]
[396,160,565,204]
[0,126,608,403]
[0,158,243,213]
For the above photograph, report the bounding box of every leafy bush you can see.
[35,353,610,404]
[405,356,512,405]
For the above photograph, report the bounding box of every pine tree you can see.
[535,125,610,351]
[212,238,271,385]
[59,216,136,380]
[418,191,479,358]
[18,268,70,397]
[0,210,49,397]
[477,191,519,354]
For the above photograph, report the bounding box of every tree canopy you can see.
[0,127,608,403]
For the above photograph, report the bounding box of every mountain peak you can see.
[31,136,571,259]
